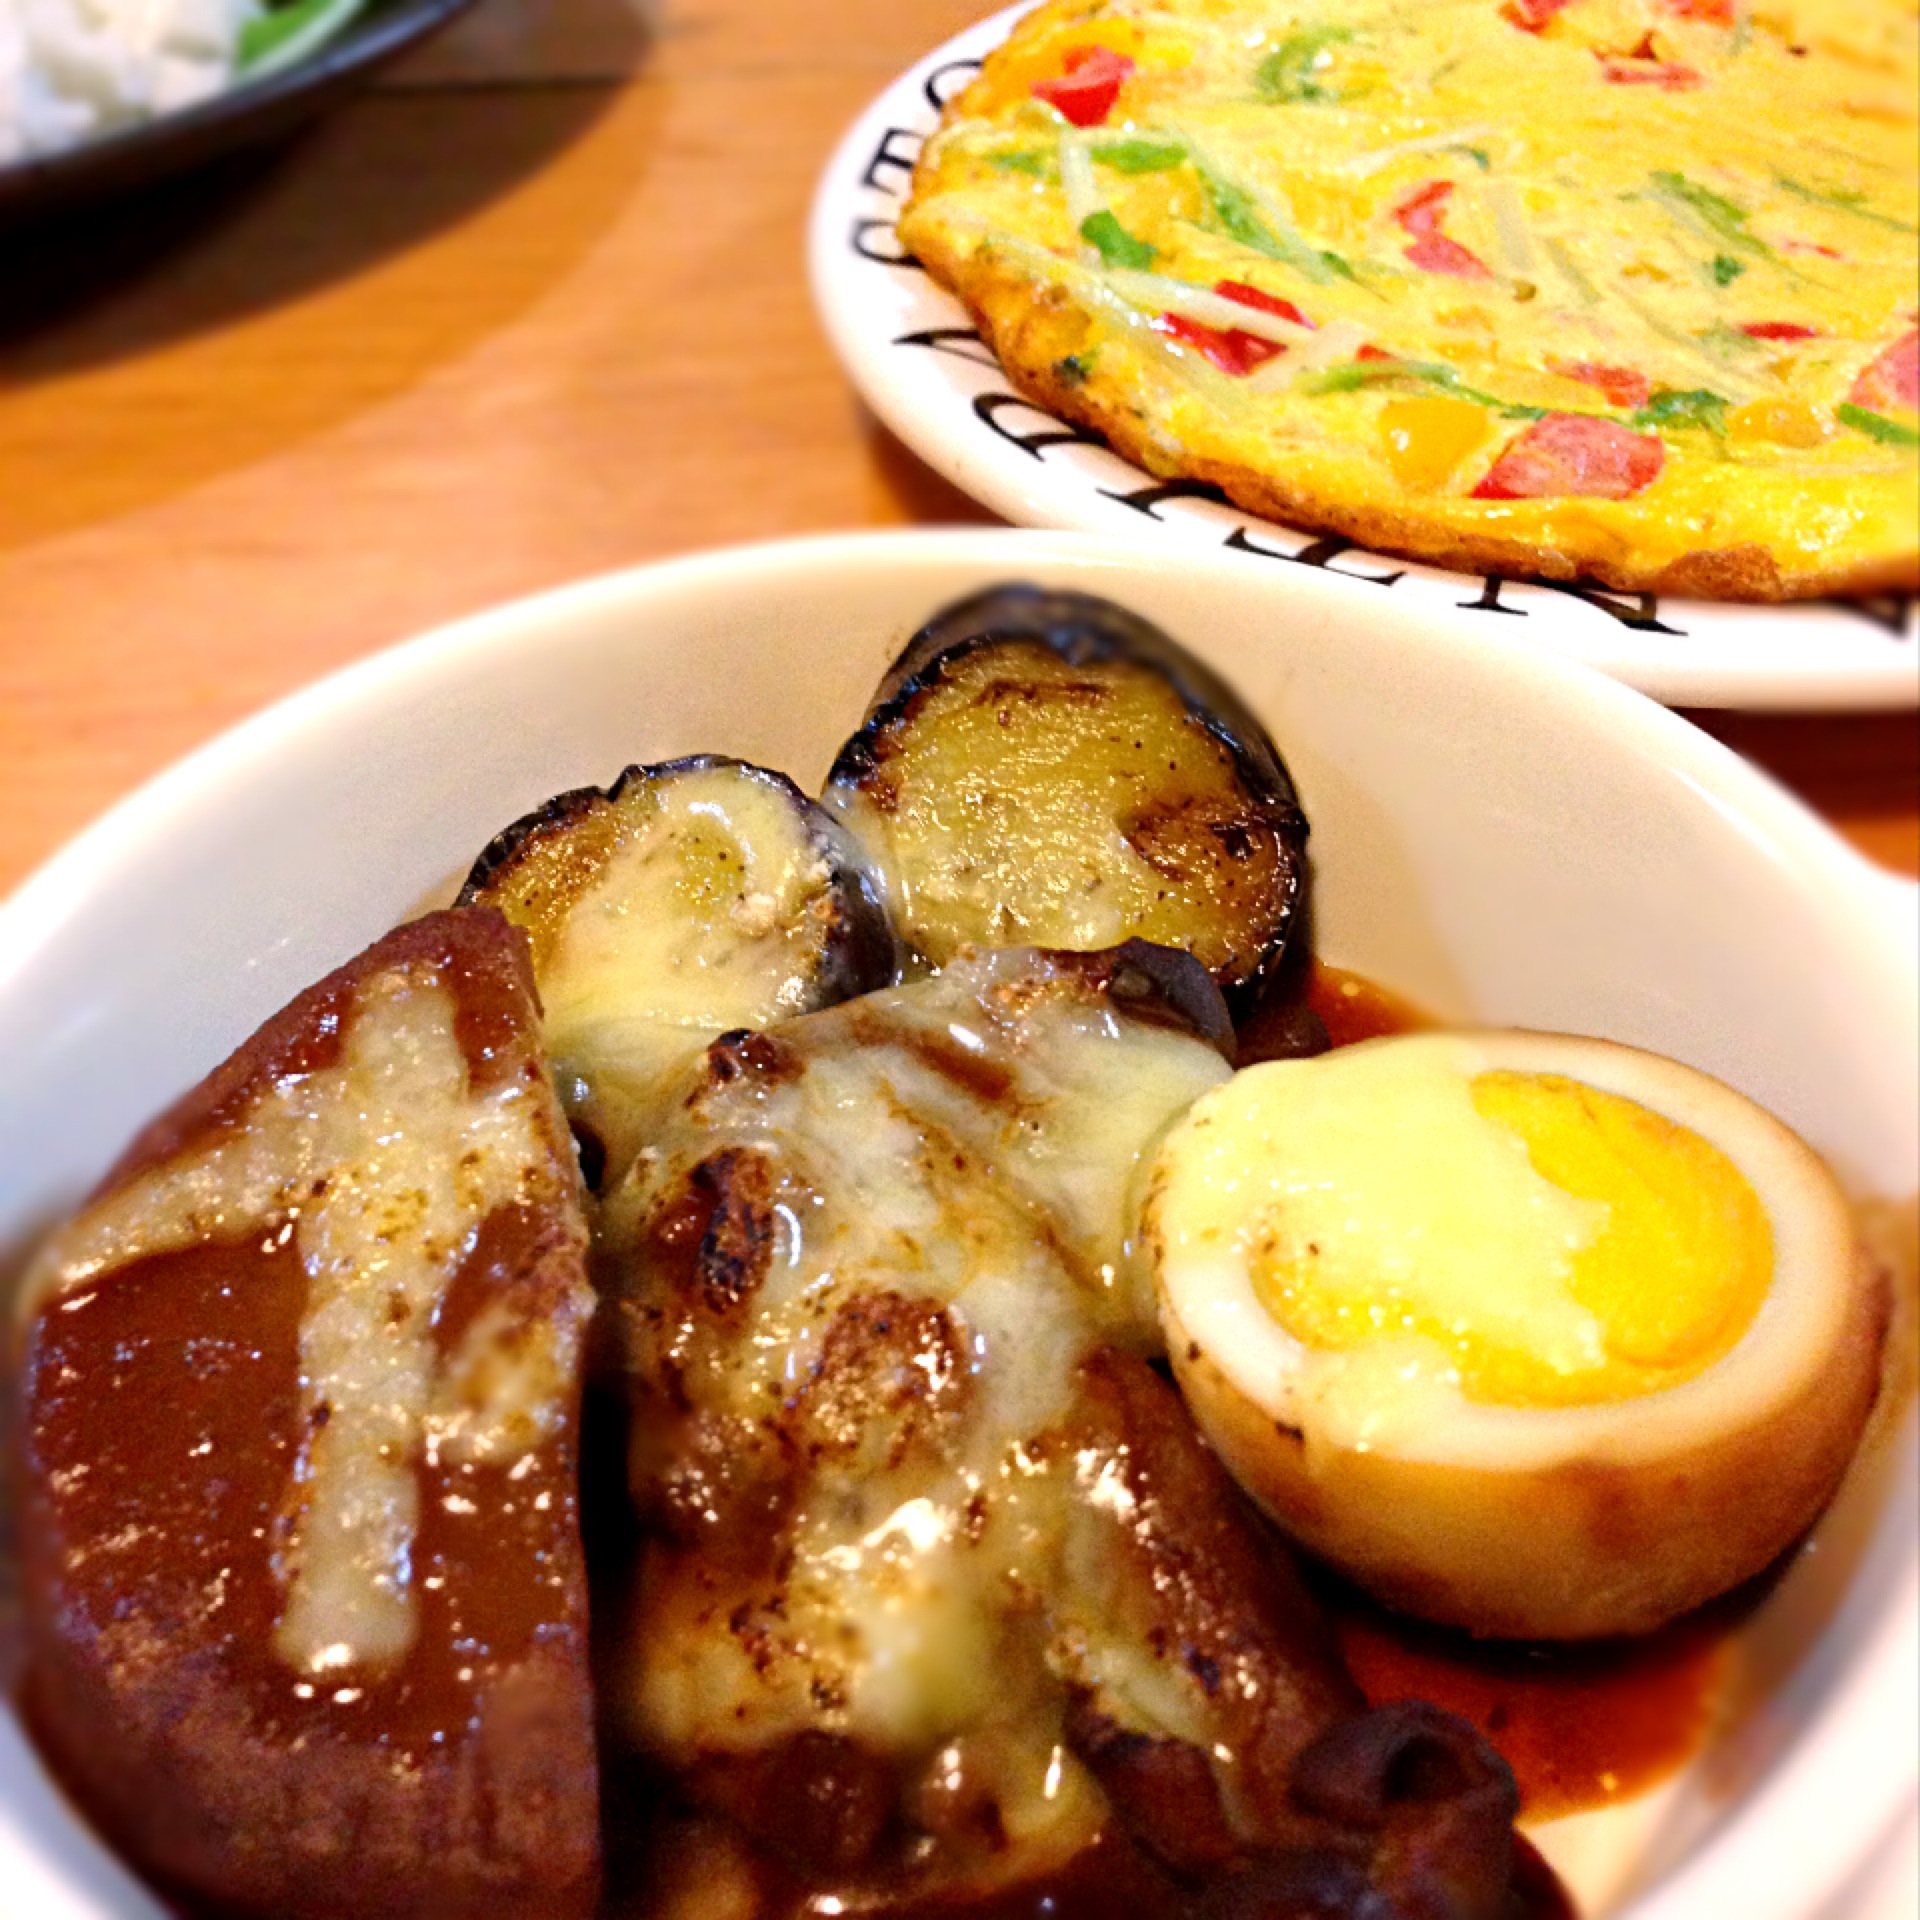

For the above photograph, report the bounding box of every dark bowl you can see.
[0,0,479,232]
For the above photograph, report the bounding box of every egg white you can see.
[1147,1031,1886,1639]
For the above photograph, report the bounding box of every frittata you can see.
[899,0,1920,598]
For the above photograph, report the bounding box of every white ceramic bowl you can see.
[0,530,1913,1919]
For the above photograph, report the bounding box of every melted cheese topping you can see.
[521,761,873,1186]
[903,0,1919,587]
[1167,1035,1774,1424]
[29,966,577,1677]
[542,764,844,1039]
[1241,1042,1613,1383]
[607,955,1230,1825]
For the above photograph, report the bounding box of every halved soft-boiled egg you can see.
[1145,1031,1887,1640]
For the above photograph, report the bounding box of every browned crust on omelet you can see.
[902,191,1920,606]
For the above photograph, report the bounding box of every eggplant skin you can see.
[823,585,1309,1016]
[457,755,899,1017]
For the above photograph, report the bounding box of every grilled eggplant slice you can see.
[459,756,897,1188]
[822,586,1309,1014]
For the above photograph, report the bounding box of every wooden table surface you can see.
[0,0,1913,901]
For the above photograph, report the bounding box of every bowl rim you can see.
[0,526,1913,1920]
[4,530,1910,979]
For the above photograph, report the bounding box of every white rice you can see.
[0,0,264,164]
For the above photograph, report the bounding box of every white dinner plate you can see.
[808,5,1920,713]
[0,530,1914,1916]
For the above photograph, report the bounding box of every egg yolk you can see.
[1250,1065,1772,1407]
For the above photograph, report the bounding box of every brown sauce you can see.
[1330,1589,1731,1822]
[20,1228,581,1768]
[608,1810,1576,1920]
[1305,963,1440,1051]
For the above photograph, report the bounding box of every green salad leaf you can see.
[239,0,369,76]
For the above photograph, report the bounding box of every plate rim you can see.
[806,3,1920,715]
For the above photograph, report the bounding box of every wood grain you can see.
[0,0,1910,907]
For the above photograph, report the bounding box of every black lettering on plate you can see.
[894,326,999,369]
[863,128,924,195]
[973,391,1104,459]
[1459,575,1528,617]
[1534,579,1682,633]
[1826,594,1916,638]
[851,218,920,268]
[1098,479,1233,518]
[924,58,984,113]
[1226,525,1406,587]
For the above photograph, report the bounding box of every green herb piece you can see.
[1091,137,1187,173]
[1711,253,1747,286]
[1319,249,1361,283]
[1633,387,1730,435]
[1204,174,1281,254]
[1541,235,1599,306]
[1775,177,1918,236]
[1255,25,1355,104]
[239,0,366,73]
[1650,171,1772,261]
[991,151,1050,176]
[1305,357,1543,416]
[1195,168,1333,283]
[1698,321,1762,358]
[1054,353,1095,387]
[1305,359,1404,395]
[1452,145,1492,172]
[1080,210,1157,271]
[1838,403,1920,448]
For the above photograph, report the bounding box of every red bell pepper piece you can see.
[1548,359,1654,410]
[1032,45,1136,128]
[1502,0,1571,31]
[1599,55,1703,86]
[1156,282,1314,378]
[1849,329,1920,411]
[1473,414,1666,500]
[1393,180,1494,280]
[1215,281,1310,327]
